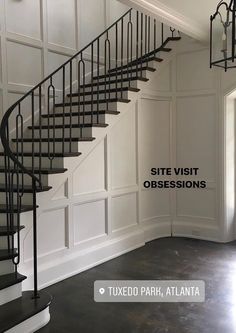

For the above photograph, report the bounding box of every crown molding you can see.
[118,0,208,42]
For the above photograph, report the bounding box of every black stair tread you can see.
[0,249,17,261]
[0,166,67,175]
[0,273,26,291]
[28,123,109,130]
[109,56,163,73]
[0,226,25,236]
[12,137,95,143]
[42,110,120,119]
[0,290,52,333]
[0,184,52,193]
[0,152,81,158]
[0,204,37,214]
[93,66,155,80]
[68,87,140,97]
[80,76,149,89]
[55,98,130,108]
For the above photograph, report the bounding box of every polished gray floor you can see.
[39,237,236,333]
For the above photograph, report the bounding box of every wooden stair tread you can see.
[109,56,163,73]
[41,110,120,119]
[0,205,36,214]
[0,273,26,291]
[0,166,67,174]
[0,152,82,158]
[0,226,25,236]
[93,66,155,80]
[12,137,95,143]
[0,291,52,333]
[28,123,108,130]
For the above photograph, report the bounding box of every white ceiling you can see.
[160,0,219,31]
[119,0,220,41]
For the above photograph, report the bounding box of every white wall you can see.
[0,0,128,121]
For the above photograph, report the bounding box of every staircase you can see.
[0,8,181,332]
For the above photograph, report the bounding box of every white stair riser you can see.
[92,71,148,83]
[0,260,15,275]
[55,101,119,113]
[0,236,14,249]
[27,126,92,139]
[69,90,129,102]
[11,141,80,154]
[5,307,50,333]
[79,80,138,92]
[0,156,64,169]
[0,173,49,187]
[0,282,22,306]
[0,192,33,206]
[41,113,106,126]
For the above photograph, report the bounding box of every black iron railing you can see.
[0,8,180,298]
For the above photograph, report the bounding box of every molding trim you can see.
[118,0,208,41]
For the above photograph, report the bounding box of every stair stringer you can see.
[17,39,180,291]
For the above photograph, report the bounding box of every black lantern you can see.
[210,0,236,71]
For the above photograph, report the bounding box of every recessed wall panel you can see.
[79,0,105,49]
[141,189,170,222]
[38,208,67,257]
[6,0,41,39]
[74,200,106,243]
[177,49,215,91]
[73,141,106,195]
[7,42,42,86]
[139,99,171,181]
[111,193,137,232]
[176,189,215,220]
[47,0,76,49]
[111,108,137,190]
[176,95,216,181]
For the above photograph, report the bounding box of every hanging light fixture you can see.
[210,0,236,71]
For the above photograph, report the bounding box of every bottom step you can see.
[0,291,52,333]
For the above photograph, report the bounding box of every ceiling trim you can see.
[118,0,208,42]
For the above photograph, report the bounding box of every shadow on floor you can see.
[38,237,236,333]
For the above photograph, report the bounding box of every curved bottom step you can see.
[0,291,52,333]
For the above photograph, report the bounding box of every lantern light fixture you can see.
[210,0,236,71]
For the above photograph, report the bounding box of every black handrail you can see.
[0,7,180,299]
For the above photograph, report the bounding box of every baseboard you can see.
[141,221,172,242]
[22,230,146,291]
[172,221,220,242]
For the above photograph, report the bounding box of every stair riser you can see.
[27,127,92,139]
[0,283,22,306]
[0,172,49,187]
[93,71,148,82]
[0,192,33,206]
[1,156,64,169]
[11,141,80,155]
[0,237,13,250]
[109,61,157,74]
[68,90,129,102]
[0,260,14,275]
[55,102,119,113]
[81,80,138,92]
[41,113,106,126]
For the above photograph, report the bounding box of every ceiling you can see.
[118,0,220,41]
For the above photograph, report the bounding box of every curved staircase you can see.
[0,7,181,332]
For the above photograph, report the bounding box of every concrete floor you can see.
[38,237,236,333]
